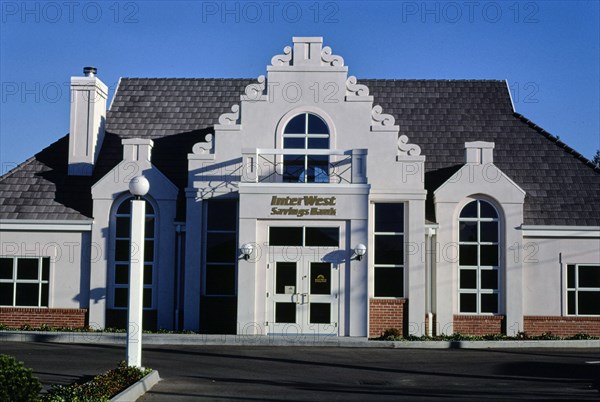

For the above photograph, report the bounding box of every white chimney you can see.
[465,141,495,165]
[68,67,108,176]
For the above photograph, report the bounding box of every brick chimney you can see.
[68,67,107,176]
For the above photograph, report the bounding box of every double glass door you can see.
[268,257,338,335]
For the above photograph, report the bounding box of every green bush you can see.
[0,354,42,402]
[42,361,151,402]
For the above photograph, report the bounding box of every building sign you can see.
[270,196,337,217]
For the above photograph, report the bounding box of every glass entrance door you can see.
[268,258,338,335]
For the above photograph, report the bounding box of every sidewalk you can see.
[1,330,599,348]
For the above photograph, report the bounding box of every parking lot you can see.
[2,342,599,400]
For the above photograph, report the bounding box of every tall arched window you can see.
[283,113,329,183]
[458,199,500,314]
[112,197,156,310]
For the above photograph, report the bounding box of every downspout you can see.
[174,223,185,331]
[425,226,437,337]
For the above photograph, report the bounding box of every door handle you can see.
[301,293,310,305]
[293,293,301,305]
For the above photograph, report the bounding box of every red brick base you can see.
[453,315,504,335]
[0,307,87,328]
[524,316,600,337]
[369,299,406,338]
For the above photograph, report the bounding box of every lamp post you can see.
[127,175,149,368]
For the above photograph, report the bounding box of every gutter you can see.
[0,220,93,232]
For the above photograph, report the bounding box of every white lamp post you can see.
[127,175,149,368]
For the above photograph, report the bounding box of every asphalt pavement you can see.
[1,342,599,400]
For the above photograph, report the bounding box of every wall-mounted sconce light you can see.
[240,243,254,260]
[353,243,367,261]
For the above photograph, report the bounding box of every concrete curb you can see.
[1,331,599,348]
[110,369,160,402]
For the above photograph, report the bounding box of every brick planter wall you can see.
[369,298,406,338]
[524,316,600,337]
[453,315,504,335]
[0,308,87,328]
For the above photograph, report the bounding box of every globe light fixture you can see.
[353,243,367,261]
[240,243,254,260]
[129,175,150,198]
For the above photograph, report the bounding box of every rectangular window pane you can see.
[480,222,498,243]
[275,302,296,323]
[459,222,477,242]
[567,290,576,315]
[578,291,600,315]
[481,293,498,313]
[205,264,236,296]
[306,155,329,183]
[481,269,498,290]
[459,245,477,266]
[41,283,49,307]
[283,155,304,182]
[17,259,39,280]
[276,262,296,294]
[374,267,403,297]
[115,264,129,285]
[0,283,13,305]
[0,258,13,279]
[459,293,477,313]
[567,265,575,288]
[310,303,331,324]
[144,265,153,285]
[144,240,154,262]
[578,265,600,288]
[144,217,155,238]
[116,216,130,238]
[207,201,237,231]
[115,240,130,262]
[310,263,331,295]
[375,203,404,233]
[307,137,329,149]
[143,288,152,309]
[114,288,128,308]
[284,137,305,148]
[42,258,49,281]
[16,283,38,306]
[305,227,339,247]
[269,227,303,246]
[206,233,237,263]
[480,245,498,266]
[459,269,476,289]
[374,235,404,265]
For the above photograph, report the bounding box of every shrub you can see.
[0,354,42,402]
[42,361,151,402]
[381,328,402,340]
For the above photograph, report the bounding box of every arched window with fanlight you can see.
[282,113,330,183]
[111,197,156,311]
[458,199,501,314]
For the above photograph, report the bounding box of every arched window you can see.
[112,197,156,310]
[458,199,500,314]
[282,113,329,183]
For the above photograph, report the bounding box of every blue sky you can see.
[1,0,599,172]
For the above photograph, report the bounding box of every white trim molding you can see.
[520,225,600,238]
[0,220,93,232]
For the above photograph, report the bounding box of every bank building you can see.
[1,37,599,338]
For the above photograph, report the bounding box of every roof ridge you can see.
[0,133,69,183]
[120,77,255,81]
[514,113,600,173]
[0,154,37,183]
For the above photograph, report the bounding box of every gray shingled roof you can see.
[1,78,599,225]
